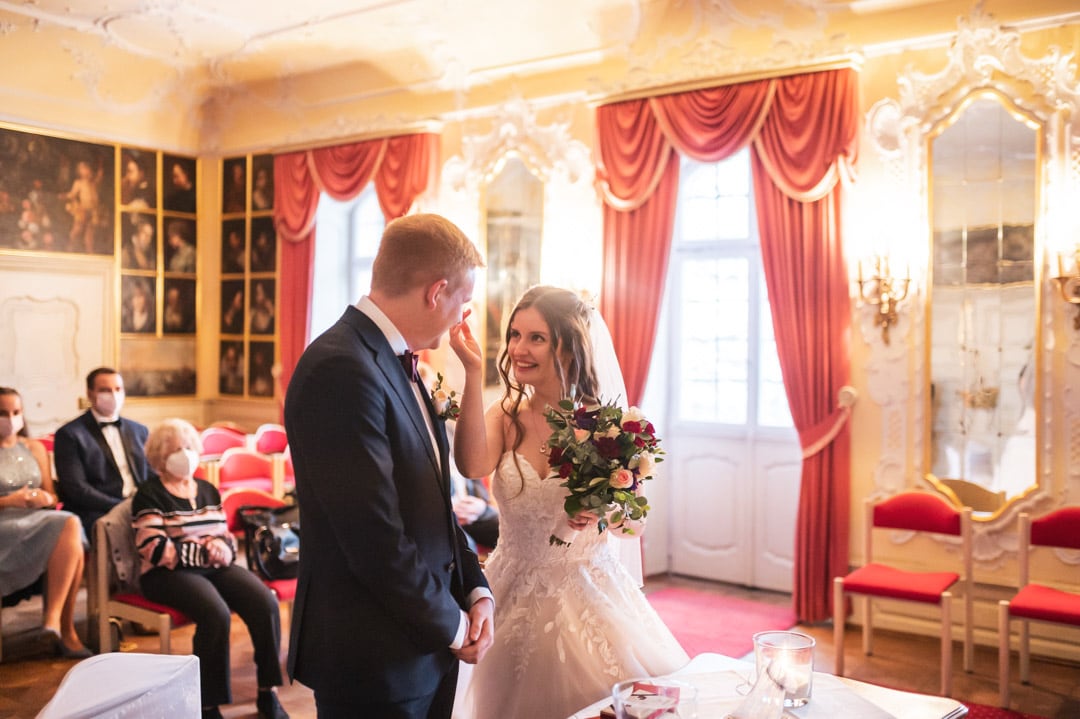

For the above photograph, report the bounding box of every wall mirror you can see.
[483,155,543,386]
[865,11,1080,533]
[925,90,1040,518]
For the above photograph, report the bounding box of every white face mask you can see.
[0,414,23,438]
[165,448,200,479]
[94,390,123,418]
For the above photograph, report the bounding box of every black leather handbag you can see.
[238,504,300,581]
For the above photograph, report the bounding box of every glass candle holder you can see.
[752,630,815,707]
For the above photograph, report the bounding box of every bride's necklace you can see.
[526,405,550,455]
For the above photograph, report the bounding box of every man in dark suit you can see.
[284,214,493,719]
[54,367,155,535]
[452,475,500,553]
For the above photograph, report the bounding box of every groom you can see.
[284,214,493,718]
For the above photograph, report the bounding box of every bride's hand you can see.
[567,510,601,531]
[448,308,482,373]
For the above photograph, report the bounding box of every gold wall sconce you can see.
[1053,250,1080,330]
[856,255,911,345]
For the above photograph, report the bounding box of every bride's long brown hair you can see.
[495,286,600,490]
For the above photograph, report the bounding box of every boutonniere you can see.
[431,372,461,421]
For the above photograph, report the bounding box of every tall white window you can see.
[309,186,384,341]
[671,151,793,429]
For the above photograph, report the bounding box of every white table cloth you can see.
[569,653,967,719]
[36,652,200,719]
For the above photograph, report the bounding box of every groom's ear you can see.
[424,278,450,309]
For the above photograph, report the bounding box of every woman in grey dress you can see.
[0,387,91,658]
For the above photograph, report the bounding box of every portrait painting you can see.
[119,147,157,209]
[120,336,197,397]
[220,279,245,335]
[222,156,246,214]
[248,341,275,398]
[249,278,275,335]
[250,216,277,272]
[219,340,245,396]
[121,275,156,334]
[162,153,197,213]
[0,126,115,255]
[120,211,157,271]
[164,217,197,274]
[251,154,274,211]
[163,278,196,334]
[221,218,246,274]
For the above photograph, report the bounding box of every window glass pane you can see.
[673,152,792,430]
[678,257,749,423]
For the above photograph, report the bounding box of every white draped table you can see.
[568,653,967,719]
[36,652,200,719]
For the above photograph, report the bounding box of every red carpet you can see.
[963,704,1045,719]
[646,587,797,659]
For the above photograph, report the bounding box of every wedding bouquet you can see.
[544,398,663,546]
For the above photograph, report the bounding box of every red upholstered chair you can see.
[998,507,1080,707]
[93,499,191,653]
[216,448,274,495]
[199,426,247,461]
[219,488,298,614]
[254,423,288,455]
[833,491,973,696]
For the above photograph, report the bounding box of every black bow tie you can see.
[98,419,121,428]
[398,351,419,382]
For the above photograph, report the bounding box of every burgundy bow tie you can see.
[399,351,419,382]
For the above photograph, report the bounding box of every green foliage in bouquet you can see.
[544,398,664,546]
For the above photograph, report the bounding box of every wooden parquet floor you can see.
[1,574,1076,718]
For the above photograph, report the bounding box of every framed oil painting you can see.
[163,278,196,334]
[162,154,197,214]
[222,156,246,214]
[251,154,274,212]
[221,218,246,274]
[221,279,245,335]
[119,147,157,210]
[121,336,196,397]
[120,275,156,334]
[0,126,115,254]
[120,212,157,271]
[248,341,275,397]
[164,217,197,274]
[250,216,276,272]
[219,340,244,396]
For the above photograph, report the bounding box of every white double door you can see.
[666,428,801,593]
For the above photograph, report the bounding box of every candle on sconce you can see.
[1059,252,1065,278]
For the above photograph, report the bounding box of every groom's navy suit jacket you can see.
[284,306,488,703]
[54,410,155,534]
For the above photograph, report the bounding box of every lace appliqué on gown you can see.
[457,453,688,719]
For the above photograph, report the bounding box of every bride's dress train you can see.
[456,452,689,719]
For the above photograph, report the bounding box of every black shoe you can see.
[257,689,289,719]
[58,642,94,660]
[202,707,223,719]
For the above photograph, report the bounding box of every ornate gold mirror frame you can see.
[866,11,1080,544]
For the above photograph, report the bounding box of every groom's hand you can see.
[453,597,494,664]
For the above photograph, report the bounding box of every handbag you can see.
[238,504,300,581]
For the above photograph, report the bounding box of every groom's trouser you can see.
[315,662,459,719]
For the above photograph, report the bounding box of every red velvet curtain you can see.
[595,69,858,622]
[274,133,440,401]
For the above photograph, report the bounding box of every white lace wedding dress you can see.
[456,452,689,719]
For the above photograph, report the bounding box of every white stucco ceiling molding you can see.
[597,0,855,100]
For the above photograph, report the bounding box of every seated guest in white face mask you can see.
[132,418,289,719]
[54,367,156,535]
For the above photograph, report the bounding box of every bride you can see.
[449,285,689,718]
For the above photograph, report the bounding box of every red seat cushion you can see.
[113,593,192,626]
[1008,584,1080,626]
[264,578,297,602]
[218,477,274,494]
[842,563,960,603]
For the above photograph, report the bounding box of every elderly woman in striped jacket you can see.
[132,418,288,719]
